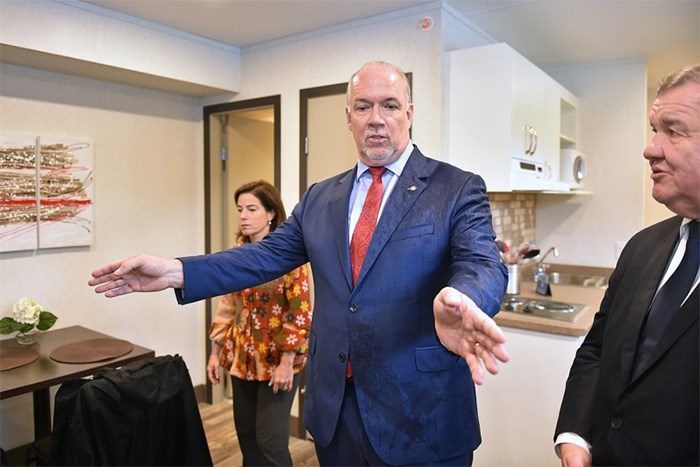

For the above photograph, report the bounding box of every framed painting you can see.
[0,134,93,252]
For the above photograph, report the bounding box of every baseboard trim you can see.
[193,383,207,404]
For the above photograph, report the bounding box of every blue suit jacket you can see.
[177,147,507,464]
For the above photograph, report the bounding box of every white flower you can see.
[13,298,42,326]
[286,335,299,346]
[0,297,56,336]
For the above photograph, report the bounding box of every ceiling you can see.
[82,0,699,86]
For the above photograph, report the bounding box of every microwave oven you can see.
[560,149,586,189]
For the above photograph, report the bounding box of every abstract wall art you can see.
[0,134,94,253]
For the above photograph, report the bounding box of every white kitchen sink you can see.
[522,264,611,289]
[548,272,608,288]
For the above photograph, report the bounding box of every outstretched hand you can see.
[434,287,509,384]
[88,255,184,297]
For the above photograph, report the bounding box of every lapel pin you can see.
[407,186,417,192]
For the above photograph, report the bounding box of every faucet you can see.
[533,246,559,281]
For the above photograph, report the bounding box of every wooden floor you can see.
[199,400,320,466]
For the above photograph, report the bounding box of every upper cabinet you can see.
[444,43,579,192]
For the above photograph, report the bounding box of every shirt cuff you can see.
[554,432,591,458]
[174,288,185,304]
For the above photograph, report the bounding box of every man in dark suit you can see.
[89,61,509,465]
[554,64,700,466]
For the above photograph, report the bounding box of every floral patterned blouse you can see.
[209,260,312,382]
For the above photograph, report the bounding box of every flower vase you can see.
[16,330,39,346]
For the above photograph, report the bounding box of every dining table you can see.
[0,325,155,440]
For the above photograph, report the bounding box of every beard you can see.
[361,133,398,164]
[362,145,397,164]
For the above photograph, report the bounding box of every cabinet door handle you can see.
[524,125,537,155]
[524,125,533,155]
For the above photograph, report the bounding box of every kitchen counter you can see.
[494,280,608,337]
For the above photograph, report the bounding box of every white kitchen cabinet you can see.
[474,327,583,466]
[444,43,578,192]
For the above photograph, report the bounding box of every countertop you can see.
[494,281,608,337]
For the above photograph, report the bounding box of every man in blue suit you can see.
[90,61,509,466]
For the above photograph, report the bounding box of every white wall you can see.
[0,0,233,450]
[230,4,486,208]
[536,59,649,268]
[0,0,241,94]
[0,64,206,448]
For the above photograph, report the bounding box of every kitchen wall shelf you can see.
[538,190,593,195]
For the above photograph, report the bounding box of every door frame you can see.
[202,96,281,403]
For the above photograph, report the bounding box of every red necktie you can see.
[346,166,386,379]
[350,166,387,285]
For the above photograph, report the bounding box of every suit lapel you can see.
[655,287,699,354]
[623,218,688,383]
[632,284,699,382]
[619,229,676,380]
[353,149,430,289]
[330,169,356,291]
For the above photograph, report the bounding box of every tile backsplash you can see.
[488,193,536,247]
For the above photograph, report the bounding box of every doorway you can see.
[203,96,280,405]
[299,83,357,196]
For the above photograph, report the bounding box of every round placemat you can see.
[0,346,40,371]
[50,338,133,364]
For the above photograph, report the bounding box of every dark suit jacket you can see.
[50,355,212,466]
[177,146,507,464]
[555,215,699,465]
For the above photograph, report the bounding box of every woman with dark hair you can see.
[206,180,312,466]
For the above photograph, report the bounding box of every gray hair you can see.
[656,64,700,96]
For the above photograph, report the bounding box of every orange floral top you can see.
[209,261,312,381]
